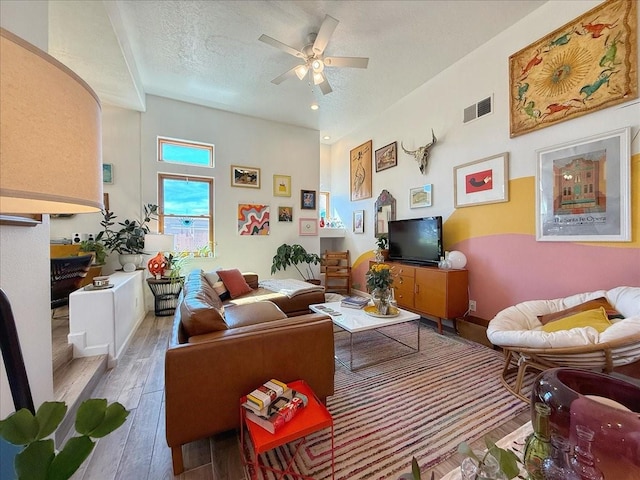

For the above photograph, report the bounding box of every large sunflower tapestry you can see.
[509,0,637,137]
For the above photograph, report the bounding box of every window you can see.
[158,137,214,167]
[319,191,330,219]
[158,174,214,253]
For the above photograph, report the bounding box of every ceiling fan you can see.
[259,14,369,95]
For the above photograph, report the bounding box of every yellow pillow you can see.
[541,307,611,333]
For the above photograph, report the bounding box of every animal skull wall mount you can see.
[401,129,438,174]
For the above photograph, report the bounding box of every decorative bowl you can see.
[531,368,640,479]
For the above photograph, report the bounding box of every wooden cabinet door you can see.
[414,268,447,317]
[414,268,468,319]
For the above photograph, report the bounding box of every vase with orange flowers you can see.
[366,262,394,314]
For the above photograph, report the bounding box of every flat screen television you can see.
[388,216,443,266]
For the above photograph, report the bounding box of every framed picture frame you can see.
[231,165,261,188]
[375,141,397,172]
[278,206,293,222]
[350,140,372,201]
[353,210,364,234]
[237,203,270,235]
[102,163,114,184]
[299,218,317,236]
[454,153,509,208]
[273,174,291,197]
[409,184,432,208]
[301,189,316,210]
[508,0,637,137]
[536,127,630,242]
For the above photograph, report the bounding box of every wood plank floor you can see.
[62,312,530,480]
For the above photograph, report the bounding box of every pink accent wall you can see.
[456,234,640,320]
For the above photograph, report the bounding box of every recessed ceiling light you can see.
[310,103,319,110]
[323,135,331,140]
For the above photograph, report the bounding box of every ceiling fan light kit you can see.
[259,14,369,95]
[294,65,309,80]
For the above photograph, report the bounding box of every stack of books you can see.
[340,296,370,309]
[242,379,308,434]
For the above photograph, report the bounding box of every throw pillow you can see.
[203,271,219,287]
[541,307,612,333]
[538,297,623,325]
[217,268,253,299]
[212,281,230,301]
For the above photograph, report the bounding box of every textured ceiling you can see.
[48,0,547,143]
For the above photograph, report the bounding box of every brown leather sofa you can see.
[165,270,334,474]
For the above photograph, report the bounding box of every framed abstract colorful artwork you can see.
[237,204,269,235]
[454,153,509,208]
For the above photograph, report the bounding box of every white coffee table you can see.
[310,301,421,371]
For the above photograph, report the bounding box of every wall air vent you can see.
[463,95,493,124]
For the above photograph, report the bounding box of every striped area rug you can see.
[244,322,528,479]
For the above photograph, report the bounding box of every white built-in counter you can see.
[68,270,146,367]
[319,228,346,238]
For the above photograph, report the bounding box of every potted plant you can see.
[163,252,189,280]
[78,239,107,265]
[374,234,389,262]
[0,399,128,480]
[96,204,158,267]
[270,243,321,284]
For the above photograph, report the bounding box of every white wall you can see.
[0,1,54,418]
[141,95,321,279]
[328,0,639,263]
[53,95,321,281]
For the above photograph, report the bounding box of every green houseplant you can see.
[96,203,158,255]
[78,240,107,265]
[270,243,321,282]
[0,399,128,480]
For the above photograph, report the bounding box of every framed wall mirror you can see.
[374,189,396,238]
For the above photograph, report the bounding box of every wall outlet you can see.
[469,300,477,312]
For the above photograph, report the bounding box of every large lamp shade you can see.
[0,28,103,214]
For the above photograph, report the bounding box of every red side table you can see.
[240,379,335,480]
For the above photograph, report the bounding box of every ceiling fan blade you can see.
[312,15,339,55]
[271,66,298,85]
[259,34,305,59]
[324,56,369,69]
[318,77,333,95]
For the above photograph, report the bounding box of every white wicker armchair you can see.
[487,286,640,402]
